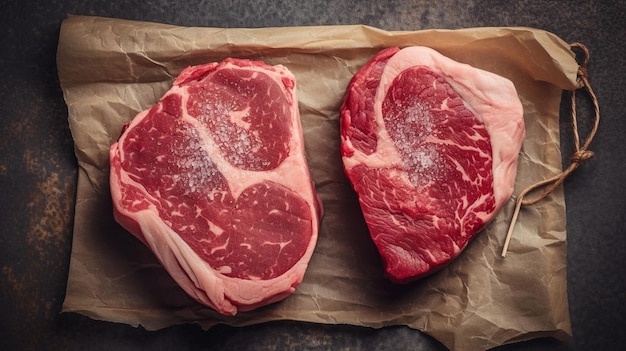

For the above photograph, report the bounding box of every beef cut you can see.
[340,46,525,283]
[110,58,322,315]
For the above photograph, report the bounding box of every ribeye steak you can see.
[110,58,322,315]
[340,46,525,283]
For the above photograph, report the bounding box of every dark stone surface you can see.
[1,1,624,350]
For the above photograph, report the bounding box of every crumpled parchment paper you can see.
[57,15,579,351]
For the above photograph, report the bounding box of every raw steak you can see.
[340,46,524,283]
[110,58,322,315]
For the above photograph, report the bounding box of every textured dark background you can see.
[1,1,624,350]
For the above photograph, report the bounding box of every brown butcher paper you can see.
[58,15,579,351]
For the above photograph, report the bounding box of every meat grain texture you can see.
[110,58,322,315]
[341,46,525,283]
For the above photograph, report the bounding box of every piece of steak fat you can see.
[110,58,322,315]
[340,46,525,284]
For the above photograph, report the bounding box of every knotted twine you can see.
[501,42,600,257]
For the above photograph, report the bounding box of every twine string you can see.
[501,42,600,257]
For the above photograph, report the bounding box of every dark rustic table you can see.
[1,1,624,350]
